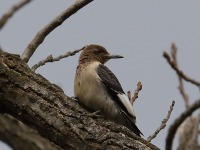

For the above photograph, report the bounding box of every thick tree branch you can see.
[177,116,200,150]
[165,99,200,150]
[0,0,32,30]
[0,114,61,150]
[21,0,94,63]
[0,51,159,150]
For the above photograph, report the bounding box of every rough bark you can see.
[0,51,159,150]
[0,114,61,150]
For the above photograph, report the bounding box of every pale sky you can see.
[1,1,200,149]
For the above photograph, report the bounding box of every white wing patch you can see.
[117,93,136,117]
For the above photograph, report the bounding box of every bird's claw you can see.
[82,110,104,118]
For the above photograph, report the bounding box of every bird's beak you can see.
[106,54,124,59]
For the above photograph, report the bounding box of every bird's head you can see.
[79,44,123,64]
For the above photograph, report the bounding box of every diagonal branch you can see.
[165,99,200,150]
[131,82,142,105]
[0,51,159,150]
[170,43,190,108]
[31,47,84,71]
[192,114,200,141]
[127,82,142,105]
[147,101,175,142]
[0,0,32,30]
[21,0,94,63]
[163,51,200,88]
[0,114,61,150]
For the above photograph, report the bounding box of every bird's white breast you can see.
[74,62,119,117]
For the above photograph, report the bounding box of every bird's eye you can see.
[96,49,101,53]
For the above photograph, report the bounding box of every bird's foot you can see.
[82,110,104,119]
[70,96,78,101]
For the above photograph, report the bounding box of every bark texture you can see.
[0,114,61,150]
[0,51,159,150]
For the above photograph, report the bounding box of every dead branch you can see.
[131,82,142,105]
[170,43,190,108]
[127,91,131,102]
[163,51,200,88]
[178,79,190,108]
[31,47,84,71]
[0,114,61,150]
[177,116,200,150]
[21,0,94,63]
[192,114,200,141]
[127,82,142,106]
[0,0,32,30]
[147,101,175,142]
[165,99,200,150]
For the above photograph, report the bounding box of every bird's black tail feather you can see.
[121,110,143,136]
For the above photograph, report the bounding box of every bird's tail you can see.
[121,111,143,136]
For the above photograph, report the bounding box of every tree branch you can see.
[131,82,142,105]
[0,114,61,150]
[0,0,32,30]
[0,51,159,150]
[170,43,190,108]
[177,116,200,150]
[31,47,84,71]
[147,101,175,142]
[127,82,142,105]
[165,99,200,150]
[21,0,94,63]
[163,51,200,88]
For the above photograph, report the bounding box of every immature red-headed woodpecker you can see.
[74,44,142,136]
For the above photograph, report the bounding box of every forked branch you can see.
[163,51,200,87]
[127,82,142,105]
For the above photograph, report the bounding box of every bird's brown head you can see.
[79,44,123,64]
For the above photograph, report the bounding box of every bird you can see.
[74,44,142,136]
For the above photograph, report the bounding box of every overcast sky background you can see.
[1,1,200,149]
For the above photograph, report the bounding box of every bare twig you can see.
[165,99,200,150]
[31,48,84,71]
[0,0,32,30]
[131,82,142,105]
[127,82,142,106]
[179,80,190,108]
[147,101,175,142]
[163,52,200,87]
[127,91,131,102]
[170,43,190,108]
[21,0,94,63]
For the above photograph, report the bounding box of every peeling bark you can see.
[0,51,159,150]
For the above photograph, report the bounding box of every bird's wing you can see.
[96,64,143,136]
[96,64,135,118]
